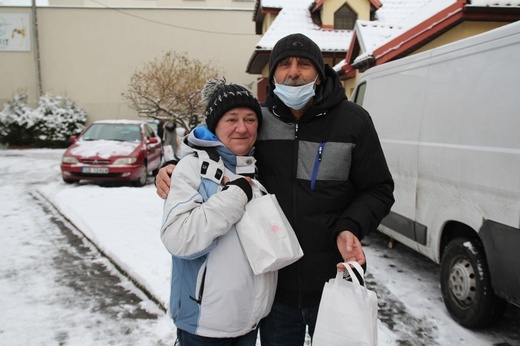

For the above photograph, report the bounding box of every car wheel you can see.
[63,177,78,184]
[133,163,148,187]
[440,237,507,328]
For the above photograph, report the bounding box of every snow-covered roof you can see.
[358,0,459,55]
[254,0,352,53]
[254,0,459,53]
[355,20,403,54]
[364,0,520,58]
[249,0,520,75]
[258,0,296,9]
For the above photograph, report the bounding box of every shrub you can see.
[0,93,35,147]
[0,92,87,148]
[32,94,88,148]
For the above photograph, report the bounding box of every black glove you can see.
[222,178,253,201]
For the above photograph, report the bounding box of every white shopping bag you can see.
[313,261,378,346]
[235,180,303,275]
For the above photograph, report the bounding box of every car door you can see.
[143,123,162,170]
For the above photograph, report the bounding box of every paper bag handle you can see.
[250,179,268,196]
[336,261,365,287]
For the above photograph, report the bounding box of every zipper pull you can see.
[311,142,326,190]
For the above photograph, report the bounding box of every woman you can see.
[161,120,178,161]
[160,78,277,345]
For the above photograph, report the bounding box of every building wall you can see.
[0,5,258,124]
[321,0,371,26]
[413,21,508,55]
[48,0,255,9]
[263,12,276,32]
[1,8,38,107]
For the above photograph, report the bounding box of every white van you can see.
[351,21,520,328]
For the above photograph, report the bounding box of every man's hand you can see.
[336,230,366,270]
[156,164,175,199]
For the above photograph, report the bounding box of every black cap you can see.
[268,33,325,85]
[202,78,263,133]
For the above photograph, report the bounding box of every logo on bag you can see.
[270,222,280,233]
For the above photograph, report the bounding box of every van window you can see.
[353,82,366,106]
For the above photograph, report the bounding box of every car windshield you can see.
[81,124,142,142]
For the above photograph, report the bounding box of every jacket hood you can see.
[176,125,219,160]
[187,125,221,148]
[178,125,256,174]
[265,65,347,123]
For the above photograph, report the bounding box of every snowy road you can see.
[0,149,175,345]
[362,231,520,345]
[0,148,519,346]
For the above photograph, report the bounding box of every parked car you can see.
[60,120,162,187]
[145,119,161,136]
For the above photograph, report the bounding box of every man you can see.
[156,33,394,345]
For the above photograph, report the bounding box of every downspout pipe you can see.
[31,0,42,99]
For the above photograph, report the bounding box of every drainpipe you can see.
[31,0,42,99]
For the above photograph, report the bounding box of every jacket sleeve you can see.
[334,112,395,241]
[160,155,249,258]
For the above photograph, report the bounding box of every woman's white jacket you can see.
[160,145,277,338]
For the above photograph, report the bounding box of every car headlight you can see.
[113,158,137,165]
[62,156,79,164]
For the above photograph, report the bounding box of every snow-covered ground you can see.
[1,148,518,346]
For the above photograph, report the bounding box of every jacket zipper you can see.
[311,141,325,190]
[293,123,304,309]
[189,266,206,304]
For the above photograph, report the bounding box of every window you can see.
[334,4,357,30]
[352,82,366,106]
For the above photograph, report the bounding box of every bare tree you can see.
[122,51,221,130]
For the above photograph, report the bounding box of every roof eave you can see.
[369,0,382,11]
[338,63,357,81]
[246,50,270,75]
[372,2,466,66]
[373,4,520,67]
[463,5,520,21]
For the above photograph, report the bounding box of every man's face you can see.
[273,57,321,86]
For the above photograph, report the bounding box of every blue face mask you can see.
[273,75,318,110]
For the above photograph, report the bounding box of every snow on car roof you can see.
[92,119,145,125]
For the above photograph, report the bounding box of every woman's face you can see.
[215,107,258,156]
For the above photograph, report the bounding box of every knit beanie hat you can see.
[202,78,263,133]
[268,33,326,85]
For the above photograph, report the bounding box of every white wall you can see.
[0,5,259,124]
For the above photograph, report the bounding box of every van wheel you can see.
[440,237,507,328]
[133,163,147,187]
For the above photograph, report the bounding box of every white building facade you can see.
[0,0,258,123]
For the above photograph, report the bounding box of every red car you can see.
[60,120,162,187]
